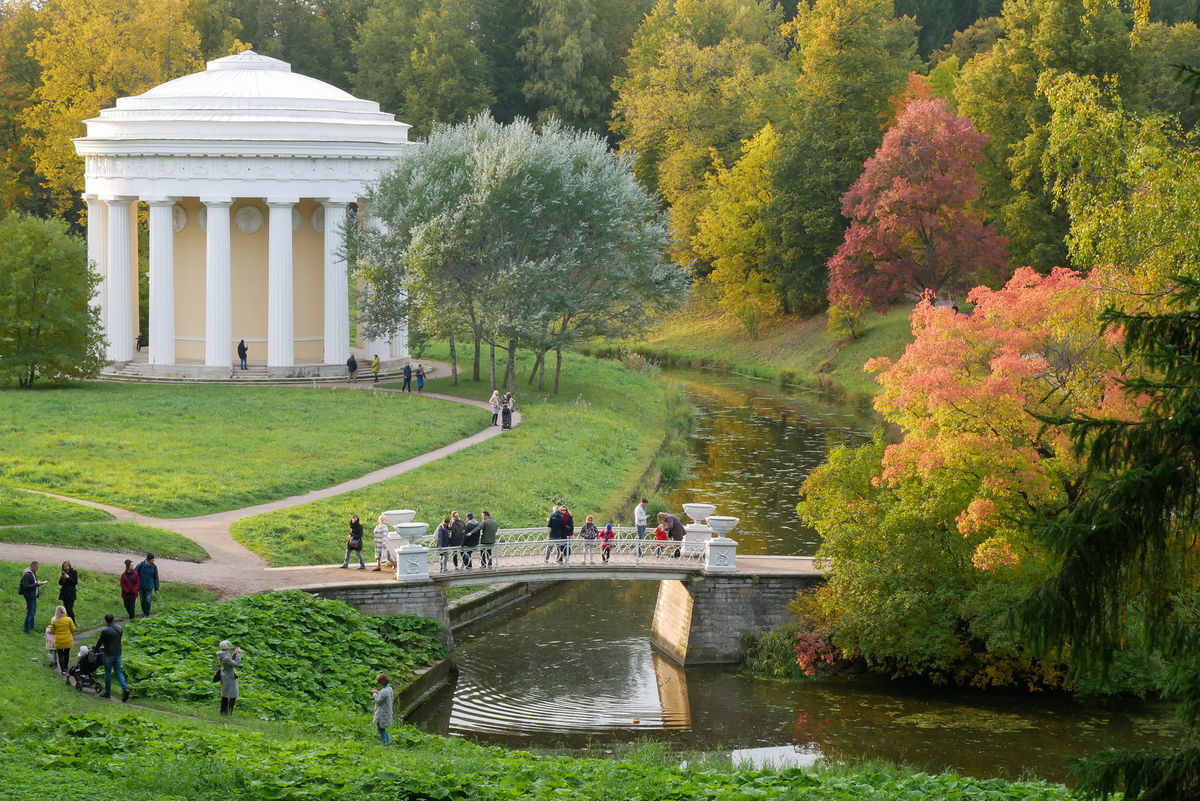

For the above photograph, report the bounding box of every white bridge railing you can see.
[387,525,738,580]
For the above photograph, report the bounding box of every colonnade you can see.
[83,193,354,369]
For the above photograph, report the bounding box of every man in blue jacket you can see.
[135,554,159,617]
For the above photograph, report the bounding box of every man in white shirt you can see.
[634,497,648,555]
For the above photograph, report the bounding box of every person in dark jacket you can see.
[461,513,481,569]
[237,339,248,370]
[401,362,412,392]
[119,560,140,619]
[19,561,45,634]
[448,512,467,569]
[657,512,687,558]
[135,554,159,617]
[94,612,129,701]
[347,353,358,381]
[58,561,78,621]
[435,517,452,572]
[478,511,499,568]
[545,506,568,563]
[341,514,365,569]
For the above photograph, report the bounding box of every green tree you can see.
[475,0,534,123]
[762,0,918,313]
[0,0,47,216]
[954,0,1141,272]
[21,0,203,216]
[0,213,106,388]
[1139,21,1200,131]
[612,0,790,271]
[405,1,495,137]
[519,0,610,134]
[228,0,367,90]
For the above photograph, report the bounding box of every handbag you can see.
[212,669,221,683]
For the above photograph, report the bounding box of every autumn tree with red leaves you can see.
[827,97,1009,317]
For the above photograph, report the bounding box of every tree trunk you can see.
[449,331,458,386]
[472,333,481,382]
[528,350,544,385]
[538,353,546,391]
[489,340,496,391]
[553,347,562,394]
[504,338,517,391]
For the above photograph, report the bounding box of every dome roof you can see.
[78,50,410,149]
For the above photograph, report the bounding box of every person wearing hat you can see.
[119,560,140,620]
[135,554,159,617]
[461,513,481,569]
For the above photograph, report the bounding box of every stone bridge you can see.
[305,528,825,665]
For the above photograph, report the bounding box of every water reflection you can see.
[662,370,873,556]
[408,581,1181,783]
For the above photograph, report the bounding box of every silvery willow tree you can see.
[350,113,681,391]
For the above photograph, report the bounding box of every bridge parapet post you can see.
[703,536,737,574]
[394,543,431,581]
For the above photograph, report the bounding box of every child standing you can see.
[600,522,615,563]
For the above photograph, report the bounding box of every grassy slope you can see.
[0,578,1073,800]
[623,296,915,399]
[233,351,672,565]
[0,383,482,517]
[0,521,208,561]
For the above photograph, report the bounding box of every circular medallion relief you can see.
[171,205,187,233]
[197,206,208,232]
[310,206,325,234]
[234,205,264,234]
[292,207,302,232]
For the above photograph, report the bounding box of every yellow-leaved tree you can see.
[21,0,202,215]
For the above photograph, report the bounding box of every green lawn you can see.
[0,486,112,524]
[0,383,483,517]
[604,295,915,400]
[0,521,209,561]
[233,351,674,565]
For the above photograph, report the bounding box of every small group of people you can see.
[487,390,515,429]
[345,355,426,390]
[545,505,616,564]
[434,510,500,571]
[21,559,81,635]
[45,605,131,703]
[119,554,161,619]
[400,361,425,392]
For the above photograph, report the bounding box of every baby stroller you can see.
[67,646,105,694]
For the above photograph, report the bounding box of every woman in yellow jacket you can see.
[49,605,75,675]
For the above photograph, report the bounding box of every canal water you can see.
[408,370,1181,783]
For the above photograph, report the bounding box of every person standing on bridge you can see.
[545,505,566,563]
[435,517,452,572]
[600,522,615,563]
[478,511,499,568]
[579,515,600,565]
[634,497,648,556]
[449,511,466,569]
[657,512,687,558]
[462,513,481,569]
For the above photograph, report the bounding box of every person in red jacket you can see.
[119,559,140,620]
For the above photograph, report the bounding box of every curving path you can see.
[0,383,521,598]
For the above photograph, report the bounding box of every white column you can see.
[83,194,108,334]
[104,197,136,362]
[146,199,176,365]
[267,198,297,367]
[321,200,351,365]
[203,198,233,367]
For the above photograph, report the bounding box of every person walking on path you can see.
[217,640,242,716]
[401,362,412,392]
[347,353,359,381]
[135,554,159,617]
[500,393,514,430]
[372,515,392,572]
[237,339,248,370]
[58,561,78,621]
[657,512,687,558]
[19,561,45,634]
[95,613,129,701]
[119,560,140,619]
[49,606,75,675]
[579,515,600,565]
[341,514,366,569]
[478,511,499,568]
[488,390,501,426]
[371,673,394,745]
[435,517,452,572]
[634,497,648,556]
[371,354,381,383]
[415,364,425,392]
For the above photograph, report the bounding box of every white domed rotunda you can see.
[74,50,413,376]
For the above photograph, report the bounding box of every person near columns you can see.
[402,362,412,392]
[371,354,380,382]
[237,339,248,370]
[135,332,143,352]
[347,354,358,381]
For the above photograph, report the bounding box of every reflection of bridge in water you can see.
[307,528,824,665]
